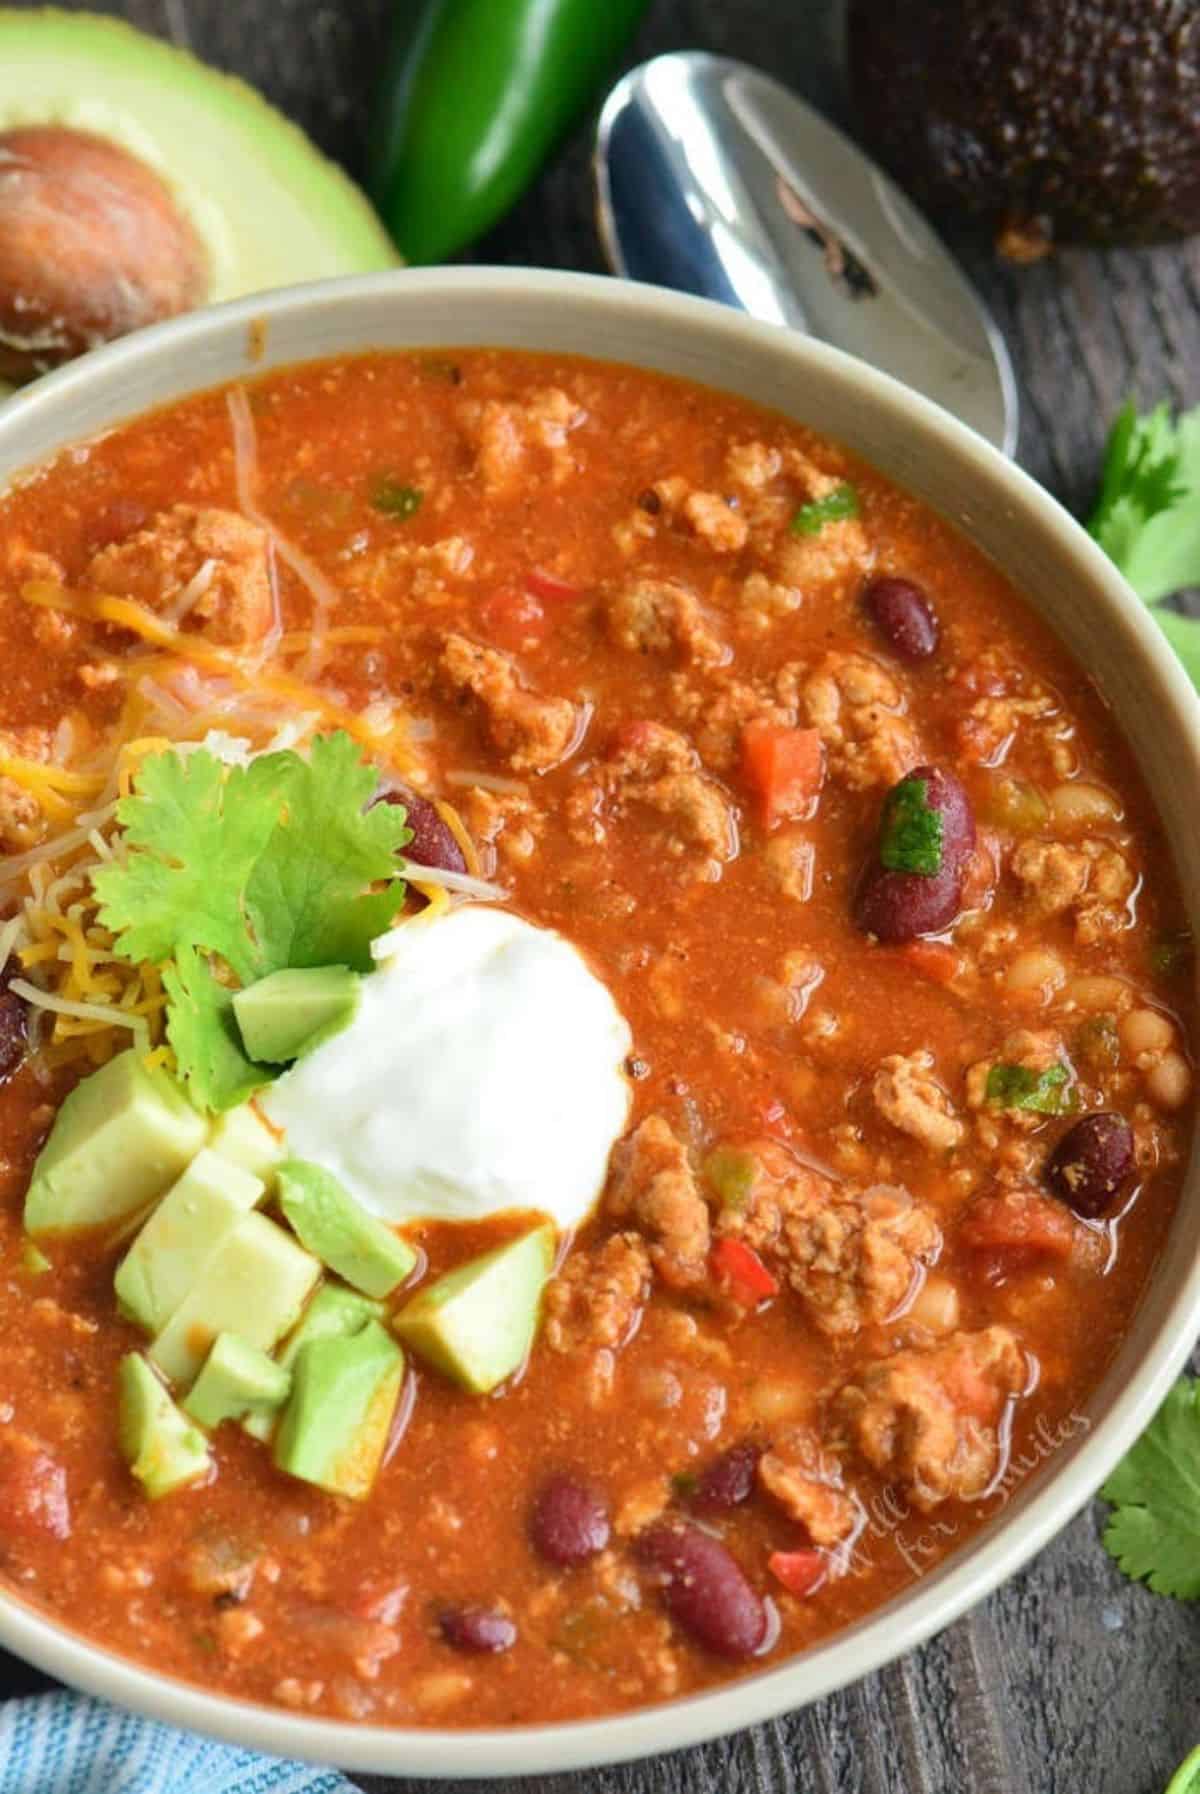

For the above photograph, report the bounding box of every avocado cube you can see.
[393,1223,555,1395]
[242,1280,383,1442]
[149,1212,321,1389]
[118,1353,210,1500]
[277,1160,416,1298]
[114,1148,265,1335]
[233,965,360,1065]
[24,1049,207,1238]
[273,1319,404,1500]
[183,1332,291,1430]
[207,1101,285,1185]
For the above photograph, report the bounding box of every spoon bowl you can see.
[595,50,1018,454]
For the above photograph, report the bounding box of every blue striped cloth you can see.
[0,1692,356,1794]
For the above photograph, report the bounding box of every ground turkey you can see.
[757,1427,862,1547]
[833,1326,1027,1510]
[606,1114,711,1290]
[714,1141,942,1337]
[543,1232,652,1353]
[605,576,727,667]
[438,633,580,773]
[873,1051,965,1152]
[566,720,738,878]
[85,503,275,647]
[788,650,921,790]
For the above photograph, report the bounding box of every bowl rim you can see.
[1,264,1198,1778]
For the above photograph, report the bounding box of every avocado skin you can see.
[848,0,1200,251]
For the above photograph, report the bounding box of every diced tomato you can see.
[710,1236,779,1305]
[897,940,961,985]
[480,586,548,651]
[740,722,824,826]
[525,567,582,603]
[960,1191,1077,1265]
[346,1578,409,1627]
[768,1548,826,1597]
[0,1442,70,1541]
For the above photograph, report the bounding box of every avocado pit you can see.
[0,125,209,379]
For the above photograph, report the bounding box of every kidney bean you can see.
[438,1603,517,1654]
[854,766,976,944]
[529,1474,610,1567]
[688,1441,762,1513]
[864,575,940,661]
[1044,1112,1134,1218]
[380,788,467,874]
[636,1519,768,1659]
[0,965,28,1085]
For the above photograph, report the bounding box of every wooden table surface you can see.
[5,2,1200,1790]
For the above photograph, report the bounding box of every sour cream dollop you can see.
[261,906,632,1231]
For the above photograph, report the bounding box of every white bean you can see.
[1005,948,1065,1002]
[906,1274,961,1335]
[1065,974,1132,1013]
[1048,782,1123,827]
[1119,1007,1175,1060]
[1146,1050,1193,1111]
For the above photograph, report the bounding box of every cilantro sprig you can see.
[879,776,944,876]
[93,733,411,1112]
[984,1062,1074,1115]
[790,482,859,536]
[1088,401,1200,690]
[1102,1376,1200,1600]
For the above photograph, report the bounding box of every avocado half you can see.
[0,9,398,392]
[848,0,1200,260]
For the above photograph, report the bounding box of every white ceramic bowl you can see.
[0,269,1197,1779]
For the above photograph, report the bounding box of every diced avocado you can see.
[149,1212,320,1388]
[277,1160,416,1298]
[114,1148,265,1334]
[242,1280,382,1442]
[207,1102,285,1185]
[20,1241,51,1276]
[393,1223,555,1395]
[118,1352,210,1499]
[233,967,360,1065]
[183,1332,291,1430]
[273,1319,404,1500]
[24,1049,207,1238]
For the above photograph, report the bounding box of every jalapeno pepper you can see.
[369,0,649,264]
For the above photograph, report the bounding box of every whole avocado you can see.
[848,0,1200,259]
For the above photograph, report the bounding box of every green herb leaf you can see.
[1151,929,1194,979]
[93,733,411,1111]
[879,776,944,876]
[370,477,423,520]
[164,942,267,1113]
[1101,1376,1200,1600]
[790,482,859,536]
[1087,401,1200,687]
[984,1062,1073,1115]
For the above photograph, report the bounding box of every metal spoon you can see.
[595,51,1018,455]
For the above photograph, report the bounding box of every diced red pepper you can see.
[768,1548,826,1597]
[740,722,824,826]
[710,1235,779,1305]
[480,586,547,651]
[525,566,582,603]
[0,1442,70,1541]
[897,940,961,985]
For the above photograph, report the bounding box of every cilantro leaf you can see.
[1087,400,1200,689]
[94,732,412,1112]
[1101,1376,1200,1600]
[790,483,859,536]
[984,1062,1074,1115]
[92,751,289,984]
[164,943,267,1113]
[879,776,944,876]
[370,477,423,520]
